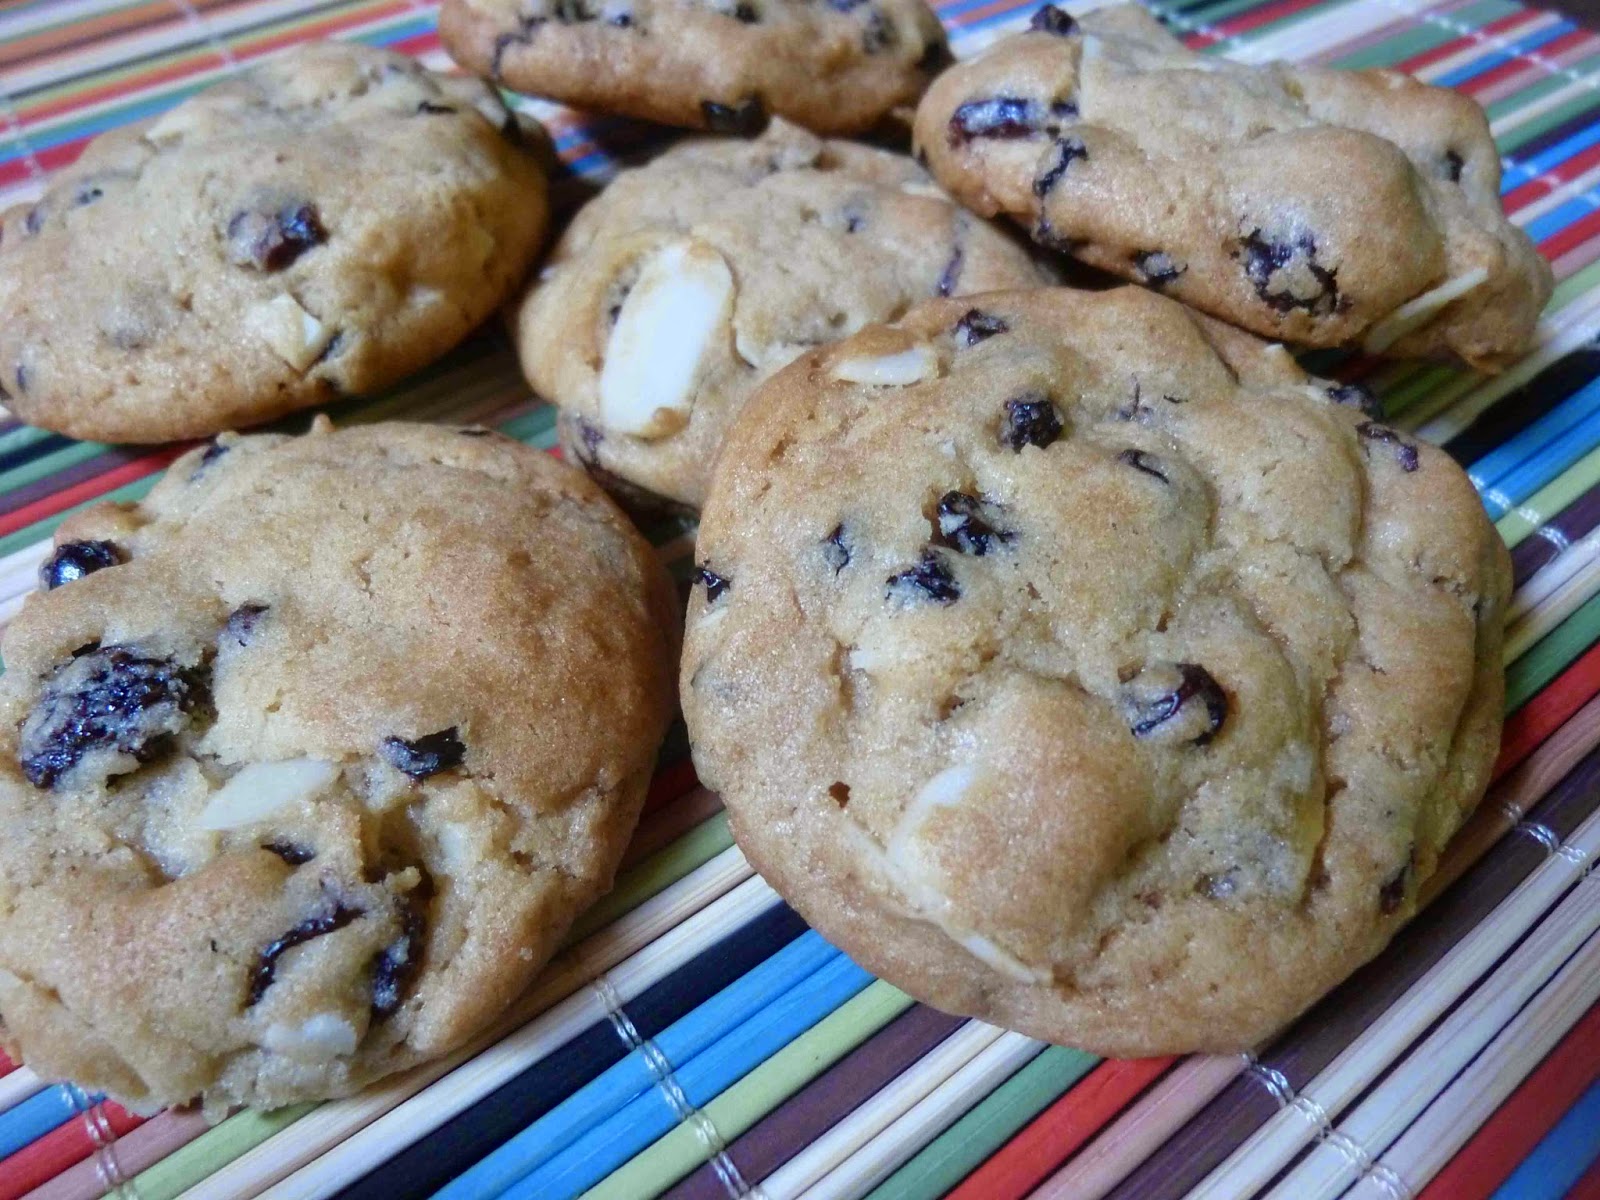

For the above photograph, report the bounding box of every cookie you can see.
[440,0,950,135]
[0,43,548,444]
[0,420,678,1113]
[912,4,1552,371]
[681,286,1509,1055]
[517,119,1053,511]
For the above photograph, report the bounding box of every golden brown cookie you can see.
[682,286,1508,1055]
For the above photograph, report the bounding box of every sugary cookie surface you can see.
[682,286,1509,1055]
[0,42,547,443]
[913,4,1551,370]
[441,0,949,134]
[521,120,1052,511]
[0,422,678,1113]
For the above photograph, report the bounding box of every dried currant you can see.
[1034,136,1087,197]
[19,646,208,788]
[695,565,731,603]
[1239,229,1340,316]
[40,541,122,591]
[948,97,1074,144]
[999,392,1063,451]
[248,898,363,1005]
[370,895,426,1020]
[380,728,466,779]
[936,243,964,297]
[1117,448,1169,483]
[887,551,960,605]
[1122,663,1228,746]
[1132,250,1185,289]
[1356,422,1420,472]
[262,840,316,865]
[823,525,851,573]
[224,603,269,647]
[1029,3,1078,34]
[933,491,1014,556]
[1326,382,1382,419]
[227,202,326,271]
[954,309,1008,347]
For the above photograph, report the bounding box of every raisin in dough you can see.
[0,421,678,1113]
[440,0,949,135]
[912,4,1551,371]
[0,43,548,444]
[682,287,1509,1055]
[517,119,1052,511]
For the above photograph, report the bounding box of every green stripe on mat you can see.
[1508,588,1600,712]
[581,980,915,1200]
[131,1103,316,1200]
[1499,442,1600,548]
[1331,0,1523,70]
[864,1045,1099,1200]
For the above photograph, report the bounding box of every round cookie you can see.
[440,0,949,136]
[912,4,1551,371]
[0,420,678,1114]
[682,286,1509,1055]
[0,43,549,444]
[518,119,1053,511]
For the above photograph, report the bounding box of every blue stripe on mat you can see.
[1490,1075,1600,1199]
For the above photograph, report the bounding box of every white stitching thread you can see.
[1321,1126,1376,1175]
[1369,1159,1415,1199]
[1516,820,1563,853]
[165,0,239,69]
[1535,523,1575,553]
[590,976,751,1200]
[1244,1058,1296,1109]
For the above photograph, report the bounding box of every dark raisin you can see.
[1327,382,1382,419]
[14,362,27,394]
[695,565,730,603]
[73,184,104,208]
[933,491,1014,556]
[1029,3,1078,34]
[1443,150,1464,182]
[1123,663,1228,746]
[248,899,363,1006]
[227,202,326,271]
[1032,215,1080,254]
[370,895,426,1020]
[263,840,316,865]
[828,782,851,807]
[955,309,1008,347]
[732,1,758,19]
[1378,847,1414,914]
[1034,136,1087,197]
[823,525,851,573]
[40,541,122,591]
[607,11,634,26]
[1238,229,1340,316]
[18,646,208,788]
[701,98,767,135]
[935,242,963,297]
[1356,422,1420,472]
[948,97,1046,144]
[1000,392,1063,451]
[887,551,959,605]
[1133,250,1185,288]
[224,603,269,647]
[577,418,605,460]
[199,440,230,470]
[416,100,457,114]
[23,205,45,236]
[1117,448,1169,483]
[862,9,896,52]
[491,28,538,81]
[380,728,466,779]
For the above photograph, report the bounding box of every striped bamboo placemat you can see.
[1,0,1599,1198]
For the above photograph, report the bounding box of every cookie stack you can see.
[0,0,1541,1118]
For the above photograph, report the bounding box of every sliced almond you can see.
[831,342,939,386]
[248,293,335,372]
[1362,267,1489,354]
[144,106,203,145]
[262,1013,359,1061]
[199,758,339,831]
[599,239,734,439]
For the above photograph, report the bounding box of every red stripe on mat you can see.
[1570,1152,1600,1200]
[942,1057,1174,1200]
[1418,1002,1600,1200]
[1458,28,1599,97]
[0,448,187,538]
[0,1102,145,1200]
[1495,641,1600,779]
[1212,0,1328,37]
[0,1052,13,1078]
[1397,8,1548,72]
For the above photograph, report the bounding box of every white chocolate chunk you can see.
[248,293,334,372]
[262,1013,360,1062]
[199,758,339,831]
[831,343,938,386]
[1363,268,1489,354]
[599,239,734,439]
